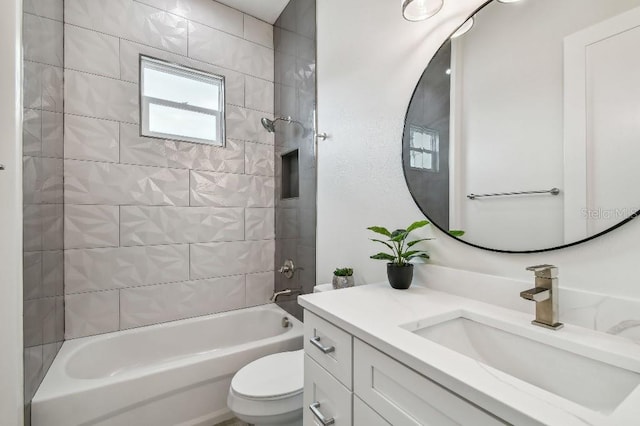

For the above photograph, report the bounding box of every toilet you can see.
[227,349,304,426]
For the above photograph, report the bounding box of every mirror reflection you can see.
[403,0,640,252]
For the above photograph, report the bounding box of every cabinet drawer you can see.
[304,311,352,389]
[304,355,352,426]
[354,396,390,426]
[354,339,507,426]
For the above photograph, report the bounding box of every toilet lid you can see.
[231,350,304,400]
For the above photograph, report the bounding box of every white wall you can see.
[0,0,24,424]
[317,0,640,301]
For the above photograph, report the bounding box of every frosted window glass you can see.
[409,125,439,171]
[143,67,220,110]
[140,56,225,146]
[148,104,217,142]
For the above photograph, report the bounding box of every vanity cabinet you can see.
[303,310,507,425]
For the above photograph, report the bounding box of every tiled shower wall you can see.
[63,0,277,339]
[274,0,317,320]
[22,0,65,418]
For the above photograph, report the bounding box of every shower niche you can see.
[281,149,300,199]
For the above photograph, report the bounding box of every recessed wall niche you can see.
[281,149,299,199]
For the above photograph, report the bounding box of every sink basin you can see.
[403,311,640,413]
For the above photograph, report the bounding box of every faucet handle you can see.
[526,264,558,278]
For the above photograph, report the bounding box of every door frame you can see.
[0,0,24,424]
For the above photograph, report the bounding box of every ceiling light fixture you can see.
[497,0,524,3]
[402,0,444,21]
[451,17,474,38]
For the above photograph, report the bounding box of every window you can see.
[140,55,225,146]
[409,125,439,171]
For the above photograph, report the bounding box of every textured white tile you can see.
[65,291,120,338]
[190,240,274,279]
[245,76,274,113]
[137,0,243,37]
[64,114,119,162]
[42,250,64,297]
[118,39,245,106]
[41,65,64,112]
[22,109,63,158]
[119,123,244,173]
[65,205,119,249]
[65,70,138,123]
[23,205,64,251]
[24,346,43,402]
[120,206,244,246]
[65,159,190,206]
[189,22,274,81]
[42,111,64,158]
[245,141,275,176]
[23,156,64,204]
[190,170,274,207]
[65,24,120,79]
[120,275,245,328]
[243,15,273,49]
[23,13,63,67]
[65,0,188,54]
[24,252,43,300]
[24,0,64,21]
[24,61,42,110]
[246,271,274,307]
[65,244,189,293]
[226,105,274,144]
[245,208,275,240]
[23,109,41,156]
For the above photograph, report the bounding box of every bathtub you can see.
[32,304,303,426]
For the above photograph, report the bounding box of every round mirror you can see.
[403,0,640,252]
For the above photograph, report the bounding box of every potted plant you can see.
[332,267,354,289]
[367,220,464,289]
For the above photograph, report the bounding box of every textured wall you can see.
[63,0,276,339]
[22,0,65,419]
[273,0,317,320]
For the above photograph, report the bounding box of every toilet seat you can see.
[230,350,304,400]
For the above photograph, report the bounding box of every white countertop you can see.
[299,283,640,426]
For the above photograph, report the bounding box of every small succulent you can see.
[333,267,353,276]
[368,220,464,266]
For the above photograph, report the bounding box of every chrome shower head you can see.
[260,117,276,133]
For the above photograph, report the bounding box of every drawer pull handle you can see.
[310,336,335,354]
[309,401,335,425]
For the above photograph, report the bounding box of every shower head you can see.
[260,117,277,133]
[260,116,303,133]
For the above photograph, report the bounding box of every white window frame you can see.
[409,124,440,172]
[139,55,226,146]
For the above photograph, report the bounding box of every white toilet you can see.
[227,349,304,426]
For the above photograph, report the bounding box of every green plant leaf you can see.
[449,230,465,237]
[407,253,430,260]
[406,220,430,233]
[370,252,397,261]
[407,238,434,248]
[367,226,392,237]
[370,238,394,250]
[390,230,408,242]
[400,250,423,258]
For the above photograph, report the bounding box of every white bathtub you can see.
[32,304,303,426]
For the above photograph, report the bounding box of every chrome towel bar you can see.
[467,187,560,200]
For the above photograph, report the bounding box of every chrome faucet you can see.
[520,264,563,330]
[270,288,301,302]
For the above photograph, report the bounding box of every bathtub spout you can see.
[270,288,301,302]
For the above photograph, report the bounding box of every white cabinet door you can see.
[353,396,390,426]
[304,354,352,426]
[353,339,507,426]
